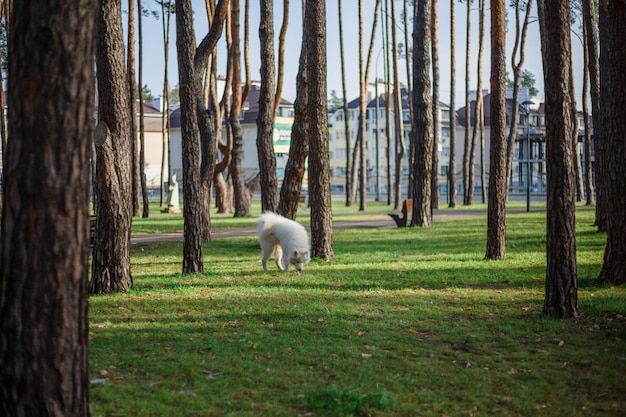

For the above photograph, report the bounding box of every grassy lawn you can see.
[90,207,626,417]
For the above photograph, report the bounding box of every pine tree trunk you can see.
[0,0,94,413]
[257,0,279,212]
[430,0,440,210]
[230,0,252,217]
[411,0,434,227]
[462,0,472,206]
[277,14,309,220]
[138,0,150,218]
[486,0,507,260]
[538,0,579,318]
[128,0,140,217]
[581,12,594,206]
[92,0,134,293]
[176,0,205,273]
[338,0,352,207]
[306,0,334,260]
[195,0,229,238]
[391,0,405,209]
[448,0,457,208]
[598,1,626,285]
[595,2,608,232]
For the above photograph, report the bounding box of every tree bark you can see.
[92,0,134,294]
[462,0,472,206]
[585,0,605,231]
[430,0,440,211]
[195,0,229,240]
[485,0,507,260]
[273,0,289,117]
[277,6,309,220]
[230,0,252,217]
[338,0,352,207]
[138,0,150,218]
[128,0,140,217]
[306,0,334,260]
[598,0,626,285]
[506,0,533,198]
[0,0,95,413]
[581,9,594,206]
[159,0,173,208]
[468,0,485,206]
[411,0,433,227]
[176,0,205,273]
[448,0,457,208]
[538,0,579,318]
[257,0,279,212]
[391,0,405,209]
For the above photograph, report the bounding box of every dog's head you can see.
[290,249,311,271]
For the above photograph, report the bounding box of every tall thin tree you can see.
[230,0,252,217]
[357,0,366,210]
[469,0,485,205]
[430,0,440,210]
[580,6,594,206]
[0,0,95,413]
[338,0,352,206]
[448,0,457,208]
[506,0,534,196]
[257,0,279,212]
[273,0,289,117]
[277,0,309,220]
[462,0,472,205]
[176,0,207,273]
[91,0,134,294]
[411,0,434,227]
[159,0,173,208]
[355,0,381,211]
[306,0,334,259]
[138,0,149,218]
[128,0,140,216]
[582,0,603,230]
[538,0,579,318]
[486,0,508,260]
[391,0,405,209]
[598,1,626,285]
[194,0,229,240]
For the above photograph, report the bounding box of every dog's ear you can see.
[293,250,299,257]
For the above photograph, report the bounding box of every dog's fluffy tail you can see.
[256,211,281,235]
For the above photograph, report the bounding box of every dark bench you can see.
[298,194,307,211]
[388,198,413,227]
[90,215,96,248]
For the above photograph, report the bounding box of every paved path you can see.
[130,208,492,244]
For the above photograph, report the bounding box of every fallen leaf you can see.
[361,353,372,358]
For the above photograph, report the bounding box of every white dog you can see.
[256,212,311,272]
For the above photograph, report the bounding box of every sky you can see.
[134,0,586,108]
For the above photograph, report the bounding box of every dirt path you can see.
[130,208,492,244]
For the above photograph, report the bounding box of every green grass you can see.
[90,208,626,417]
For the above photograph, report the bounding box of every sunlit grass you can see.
[90,208,626,416]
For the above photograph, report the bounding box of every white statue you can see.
[164,174,180,213]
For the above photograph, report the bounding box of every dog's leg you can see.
[261,244,273,271]
[282,251,290,272]
[274,245,285,270]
